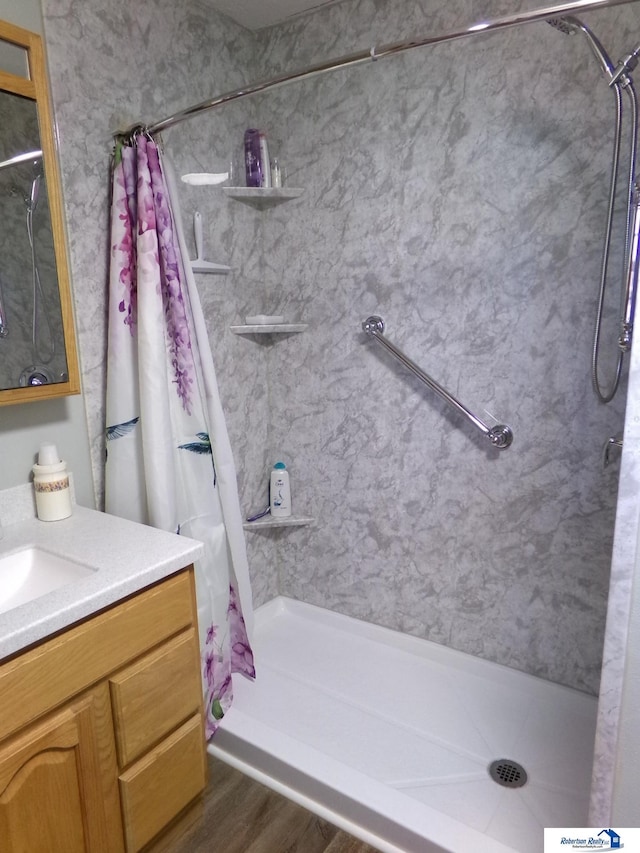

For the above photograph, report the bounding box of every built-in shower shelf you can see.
[243,516,314,530]
[231,324,307,335]
[190,261,231,275]
[223,187,304,209]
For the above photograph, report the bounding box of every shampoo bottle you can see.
[270,462,291,518]
[32,443,72,521]
[244,129,272,188]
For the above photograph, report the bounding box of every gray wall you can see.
[0,0,93,508]
[41,0,260,510]
[0,0,42,33]
[41,0,640,694]
[607,328,640,820]
[244,0,638,694]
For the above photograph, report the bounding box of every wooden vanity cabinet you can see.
[0,683,122,853]
[0,567,206,853]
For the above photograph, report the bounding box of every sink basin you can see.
[0,547,95,615]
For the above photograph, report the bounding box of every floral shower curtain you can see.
[105,132,255,737]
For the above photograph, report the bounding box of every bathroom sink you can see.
[0,547,95,615]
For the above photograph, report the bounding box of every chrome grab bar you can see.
[362,316,514,450]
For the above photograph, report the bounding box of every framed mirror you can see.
[0,18,80,405]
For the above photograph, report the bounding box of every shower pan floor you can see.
[208,596,597,853]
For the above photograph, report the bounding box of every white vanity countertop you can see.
[0,493,204,661]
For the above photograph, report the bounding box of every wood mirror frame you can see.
[0,18,80,406]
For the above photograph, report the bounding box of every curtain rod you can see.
[126,0,639,137]
[0,149,43,173]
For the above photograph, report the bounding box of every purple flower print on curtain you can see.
[112,144,137,331]
[203,592,256,736]
[114,137,195,411]
[106,133,255,737]
[229,584,256,675]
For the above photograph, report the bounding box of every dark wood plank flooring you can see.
[146,755,383,853]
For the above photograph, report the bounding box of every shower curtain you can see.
[105,132,255,737]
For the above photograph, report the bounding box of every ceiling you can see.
[205,0,342,31]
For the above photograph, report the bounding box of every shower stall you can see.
[123,0,640,849]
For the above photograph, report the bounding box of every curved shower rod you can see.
[121,0,640,137]
[0,149,43,173]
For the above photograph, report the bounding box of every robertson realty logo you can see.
[545,828,640,850]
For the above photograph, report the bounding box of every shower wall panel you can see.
[246,0,640,693]
[41,0,265,523]
[40,0,640,691]
[167,104,282,607]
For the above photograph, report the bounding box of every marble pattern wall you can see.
[590,308,640,820]
[165,104,283,607]
[41,0,262,498]
[39,0,640,695]
[245,0,640,693]
[41,0,281,601]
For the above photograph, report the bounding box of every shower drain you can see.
[488,759,528,788]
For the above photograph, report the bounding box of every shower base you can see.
[208,596,597,853]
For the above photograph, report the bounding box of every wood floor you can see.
[146,754,383,853]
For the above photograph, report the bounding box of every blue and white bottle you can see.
[270,462,291,518]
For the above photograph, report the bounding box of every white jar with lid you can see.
[32,443,72,521]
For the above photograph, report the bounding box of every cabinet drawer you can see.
[110,628,202,767]
[119,714,206,852]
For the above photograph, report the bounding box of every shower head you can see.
[547,17,578,36]
[547,15,615,79]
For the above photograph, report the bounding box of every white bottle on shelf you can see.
[271,158,282,188]
[259,132,272,188]
[270,462,291,517]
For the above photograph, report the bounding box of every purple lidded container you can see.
[244,128,262,187]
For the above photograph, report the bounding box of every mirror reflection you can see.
[0,19,79,403]
[0,91,68,390]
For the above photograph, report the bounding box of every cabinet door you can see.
[0,685,124,853]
